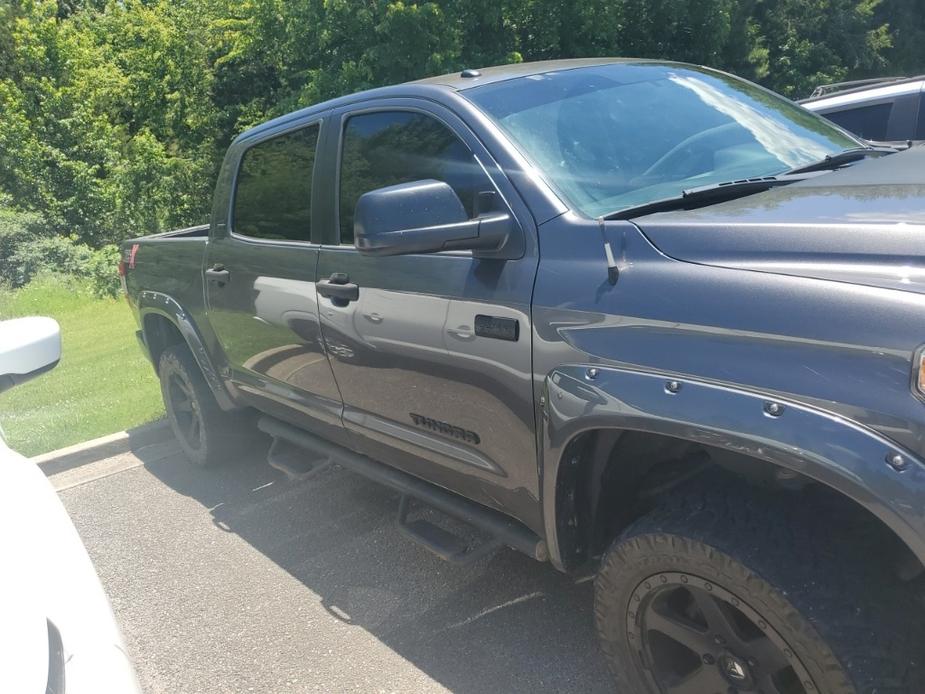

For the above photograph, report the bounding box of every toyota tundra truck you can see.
[122,59,925,693]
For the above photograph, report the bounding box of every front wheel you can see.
[159,343,247,467]
[594,478,925,694]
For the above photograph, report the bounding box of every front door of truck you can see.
[205,119,345,442]
[315,102,541,526]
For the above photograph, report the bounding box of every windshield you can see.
[465,62,861,217]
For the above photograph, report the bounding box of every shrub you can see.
[9,234,93,288]
[86,244,122,298]
[0,206,121,297]
[0,207,51,287]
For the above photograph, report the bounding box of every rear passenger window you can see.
[233,125,319,241]
[338,111,492,244]
[824,103,892,141]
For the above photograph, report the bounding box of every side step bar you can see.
[257,415,548,562]
[267,437,331,481]
[396,495,502,564]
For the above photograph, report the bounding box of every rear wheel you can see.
[594,476,925,694]
[159,343,246,467]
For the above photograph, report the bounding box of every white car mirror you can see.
[0,317,61,393]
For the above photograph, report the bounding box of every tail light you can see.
[120,243,139,302]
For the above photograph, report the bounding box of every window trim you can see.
[805,80,925,111]
[228,119,324,247]
[332,105,500,248]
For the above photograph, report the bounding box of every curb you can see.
[31,419,173,476]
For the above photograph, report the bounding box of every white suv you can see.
[801,75,925,143]
[0,317,140,694]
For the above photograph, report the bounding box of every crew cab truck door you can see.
[205,118,345,443]
[315,101,541,529]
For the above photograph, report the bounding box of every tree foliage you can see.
[0,0,921,247]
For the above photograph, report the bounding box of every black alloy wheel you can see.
[158,342,251,467]
[594,472,925,694]
[631,573,814,693]
[165,369,204,452]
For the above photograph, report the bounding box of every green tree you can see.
[876,0,925,77]
[741,0,892,96]
[0,0,918,253]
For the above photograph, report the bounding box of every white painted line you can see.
[327,605,352,622]
[251,481,274,492]
[50,453,145,492]
[49,438,182,492]
[32,430,131,465]
[443,591,544,631]
[32,419,171,474]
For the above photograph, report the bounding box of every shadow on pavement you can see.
[138,431,613,693]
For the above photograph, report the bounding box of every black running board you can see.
[397,495,502,564]
[267,437,332,481]
[257,415,548,562]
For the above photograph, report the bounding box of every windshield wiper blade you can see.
[604,174,806,220]
[786,145,896,174]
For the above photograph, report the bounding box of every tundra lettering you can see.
[409,413,481,445]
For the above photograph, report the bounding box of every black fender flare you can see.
[541,364,925,570]
[137,290,237,411]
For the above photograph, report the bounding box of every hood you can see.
[632,144,925,293]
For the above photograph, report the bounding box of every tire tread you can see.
[594,474,925,694]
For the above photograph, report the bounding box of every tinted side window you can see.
[917,94,925,140]
[824,103,892,141]
[233,125,319,241]
[338,111,490,244]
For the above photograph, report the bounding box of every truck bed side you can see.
[120,224,236,409]
[122,225,209,316]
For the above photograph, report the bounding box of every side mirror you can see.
[354,179,521,258]
[0,317,61,394]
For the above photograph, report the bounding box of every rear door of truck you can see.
[204,116,346,444]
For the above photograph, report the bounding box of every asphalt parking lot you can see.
[47,432,612,694]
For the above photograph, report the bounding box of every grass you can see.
[0,274,164,456]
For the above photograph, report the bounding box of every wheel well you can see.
[143,313,185,372]
[555,429,925,581]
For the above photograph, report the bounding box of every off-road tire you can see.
[594,475,925,694]
[158,343,247,467]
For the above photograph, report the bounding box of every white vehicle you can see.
[801,75,925,143]
[0,317,140,694]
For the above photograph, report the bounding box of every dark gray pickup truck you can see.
[123,59,925,693]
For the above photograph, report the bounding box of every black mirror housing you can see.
[354,180,521,258]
